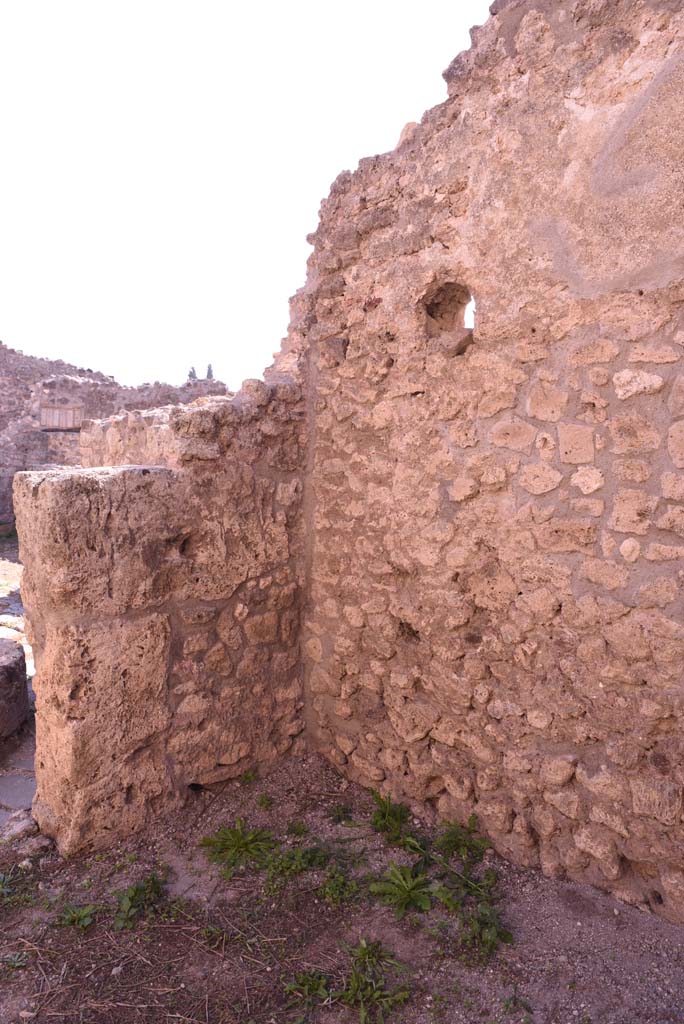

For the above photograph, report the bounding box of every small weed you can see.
[284,969,331,1016]
[317,866,359,907]
[370,790,410,844]
[370,863,432,919]
[0,868,32,908]
[287,819,309,837]
[330,803,354,824]
[157,897,191,923]
[257,792,273,811]
[240,768,258,785]
[502,986,533,1015]
[0,870,16,900]
[113,873,164,930]
[283,939,409,1024]
[2,952,28,971]
[57,902,98,930]
[201,925,228,952]
[434,815,489,870]
[200,819,277,878]
[336,938,409,1023]
[264,844,329,894]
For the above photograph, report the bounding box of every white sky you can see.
[0,1,491,390]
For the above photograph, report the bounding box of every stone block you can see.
[0,640,28,739]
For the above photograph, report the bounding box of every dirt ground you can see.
[1,753,683,1024]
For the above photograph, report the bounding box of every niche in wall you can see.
[422,280,475,356]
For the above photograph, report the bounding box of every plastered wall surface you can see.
[13,0,684,922]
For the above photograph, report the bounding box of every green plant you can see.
[287,819,309,837]
[257,792,273,810]
[58,902,97,930]
[370,791,410,844]
[201,925,227,952]
[317,866,359,907]
[434,815,489,870]
[239,768,258,785]
[502,986,533,1015]
[284,969,331,1014]
[3,951,28,971]
[370,863,432,919]
[0,868,32,909]
[283,941,409,1024]
[330,803,354,824]
[336,939,409,1024]
[200,819,277,878]
[264,844,329,894]
[113,873,164,930]
[461,899,512,957]
[0,870,15,900]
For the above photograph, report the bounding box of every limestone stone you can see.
[540,756,576,787]
[631,775,682,826]
[661,473,684,501]
[646,543,684,561]
[580,559,627,591]
[661,868,684,924]
[628,344,679,364]
[0,640,28,739]
[619,539,641,563]
[557,425,594,464]
[667,376,684,416]
[571,498,603,518]
[447,477,479,502]
[571,466,604,495]
[518,463,562,495]
[573,825,621,880]
[668,422,684,468]
[656,506,684,537]
[545,789,580,820]
[612,369,664,400]
[490,419,536,452]
[526,382,568,422]
[615,460,651,483]
[571,340,619,366]
[638,577,677,608]
[609,490,659,535]
[609,414,661,454]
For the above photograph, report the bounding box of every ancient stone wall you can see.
[298,0,684,920]
[12,0,684,923]
[14,383,305,853]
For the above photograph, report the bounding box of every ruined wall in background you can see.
[299,0,684,921]
[0,338,227,532]
[0,344,107,532]
[15,382,305,853]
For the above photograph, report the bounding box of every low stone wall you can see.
[14,384,305,853]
